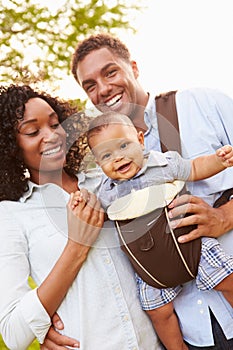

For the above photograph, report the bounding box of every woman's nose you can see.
[42,128,58,142]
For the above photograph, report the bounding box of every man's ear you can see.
[131,60,139,79]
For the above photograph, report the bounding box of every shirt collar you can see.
[142,150,168,169]
[20,173,80,203]
[144,93,157,134]
[19,181,43,202]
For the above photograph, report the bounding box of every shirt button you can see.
[197,299,202,305]
[105,258,111,264]
[123,315,129,321]
[115,286,121,294]
[200,309,204,314]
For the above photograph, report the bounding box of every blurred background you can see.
[1,0,232,107]
[60,0,233,102]
[0,1,232,348]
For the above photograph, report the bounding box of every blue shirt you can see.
[145,88,233,346]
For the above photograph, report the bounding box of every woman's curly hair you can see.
[0,84,91,201]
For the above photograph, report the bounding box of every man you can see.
[43,33,233,349]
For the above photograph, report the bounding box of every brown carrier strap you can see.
[155,91,181,153]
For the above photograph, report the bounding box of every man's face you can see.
[76,47,147,119]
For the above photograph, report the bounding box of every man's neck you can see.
[130,108,148,134]
[131,92,149,133]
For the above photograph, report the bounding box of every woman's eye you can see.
[24,130,39,136]
[51,123,60,129]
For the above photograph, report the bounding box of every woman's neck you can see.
[31,169,79,193]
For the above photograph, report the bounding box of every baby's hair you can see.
[87,111,135,148]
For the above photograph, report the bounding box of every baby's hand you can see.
[70,190,88,210]
[216,145,233,167]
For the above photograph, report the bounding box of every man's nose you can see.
[98,79,112,96]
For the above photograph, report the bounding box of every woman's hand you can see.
[40,192,104,349]
[168,194,228,243]
[41,314,80,349]
[67,188,104,247]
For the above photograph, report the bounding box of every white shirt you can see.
[145,87,233,346]
[0,169,161,350]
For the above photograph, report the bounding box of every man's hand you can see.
[168,194,230,243]
[40,313,80,350]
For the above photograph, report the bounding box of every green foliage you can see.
[0,336,39,350]
[0,0,144,84]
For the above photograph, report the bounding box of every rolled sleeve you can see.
[20,288,51,344]
[1,289,51,350]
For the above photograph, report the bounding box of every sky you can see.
[57,0,233,101]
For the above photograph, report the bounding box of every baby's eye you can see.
[101,153,111,161]
[120,142,128,150]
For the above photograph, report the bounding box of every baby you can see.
[70,111,233,350]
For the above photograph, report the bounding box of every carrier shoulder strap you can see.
[155,91,181,153]
[155,91,188,196]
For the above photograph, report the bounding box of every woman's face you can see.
[16,97,67,183]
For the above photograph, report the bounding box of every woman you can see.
[0,85,159,350]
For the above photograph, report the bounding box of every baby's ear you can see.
[95,158,100,166]
[138,130,144,146]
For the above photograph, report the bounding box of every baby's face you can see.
[90,123,144,180]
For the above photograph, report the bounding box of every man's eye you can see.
[86,84,95,93]
[106,69,117,77]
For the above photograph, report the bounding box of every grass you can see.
[0,337,39,350]
[0,277,40,349]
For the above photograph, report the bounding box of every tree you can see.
[0,0,143,85]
